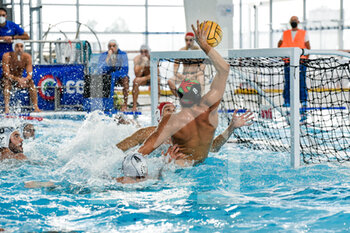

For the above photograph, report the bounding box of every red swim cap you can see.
[156,101,173,122]
[185,32,195,38]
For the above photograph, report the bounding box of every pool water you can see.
[1,111,350,232]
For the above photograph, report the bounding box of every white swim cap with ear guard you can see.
[12,39,24,50]
[0,126,16,148]
[122,152,148,178]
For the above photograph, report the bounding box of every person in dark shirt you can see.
[0,7,29,61]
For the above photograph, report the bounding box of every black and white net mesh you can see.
[156,56,350,164]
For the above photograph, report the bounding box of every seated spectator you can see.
[168,32,206,97]
[0,126,27,161]
[0,7,29,62]
[2,40,40,114]
[98,40,129,111]
[132,45,157,112]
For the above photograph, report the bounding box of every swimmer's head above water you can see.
[156,101,175,122]
[20,123,35,140]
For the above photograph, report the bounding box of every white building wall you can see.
[183,0,234,50]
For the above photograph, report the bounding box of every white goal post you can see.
[150,48,350,168]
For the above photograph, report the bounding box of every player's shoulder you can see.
[179,47,187,51]
[23,52,31,58]
[2,51,10,58]
[133,54,141,61]
[177,108,195,120]
[6,20,19,27]
[118,49,127,55]
[22,52,32,62]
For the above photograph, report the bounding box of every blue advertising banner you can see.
[0,64,85,111]
[34,64,85,110]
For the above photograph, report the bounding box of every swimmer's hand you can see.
[191,20,211,54]
[162,145,191,167]
[24,181,55,189]
[17,78,28,88]
[107,49,113,57]
[230,109,254,129]
[3,36,12,43]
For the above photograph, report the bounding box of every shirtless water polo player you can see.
[2,40,40,113]
[137,21,231,165]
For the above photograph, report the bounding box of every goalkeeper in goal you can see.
[137,20,231,166]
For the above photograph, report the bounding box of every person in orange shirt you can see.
[278,16,310,110]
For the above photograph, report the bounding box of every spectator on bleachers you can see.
[98,40,129,111]
[132,45,151,112]
[168,32,206,97]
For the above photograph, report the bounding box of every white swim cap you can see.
[12,39,24,50]
[140,44,150,52]
[0,126,16,148]
[122,152,148,178]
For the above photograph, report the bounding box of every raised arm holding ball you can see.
[137,20,230,165]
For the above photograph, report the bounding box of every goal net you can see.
[150,48,350,167]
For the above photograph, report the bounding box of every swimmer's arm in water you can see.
[114,176,148,184]
[191,20,230,107]
[0,149,27,161]
[24,181,55,189]
[210,110,254,152]
[116,126,156,152]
